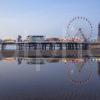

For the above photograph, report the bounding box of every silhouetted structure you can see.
[98,23,100,42]
[98,62,100,75]
[17,35,22,42]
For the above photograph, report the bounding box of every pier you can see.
[0,42,89,50]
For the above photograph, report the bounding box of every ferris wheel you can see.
[66,17,93,42]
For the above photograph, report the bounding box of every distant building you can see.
[25,35,45,42]
[98,23,100,42]
[45,38,60,42]
[3,39,16,43]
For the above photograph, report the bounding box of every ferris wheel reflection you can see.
[65,57,93,85]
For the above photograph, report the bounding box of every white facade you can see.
[26,35,45,42]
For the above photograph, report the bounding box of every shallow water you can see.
[0,50,100,100]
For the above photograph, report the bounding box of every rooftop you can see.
[27,35,44,37]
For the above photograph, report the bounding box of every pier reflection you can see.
[0,50,99,64]
[0,49,100,99]
[0,50,100,79]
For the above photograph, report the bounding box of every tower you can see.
[98,23,100,42]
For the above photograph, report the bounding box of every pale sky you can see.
[0,0,100,39]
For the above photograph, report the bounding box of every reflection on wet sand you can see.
[0,50,16,58]
[66,58,92,85]
[2,58,16,62]
[16,49,90,58]
[0,50,100,64]
[98,62,100,75]
[0,50,100,100]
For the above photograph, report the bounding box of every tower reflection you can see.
[98,61,100,75]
